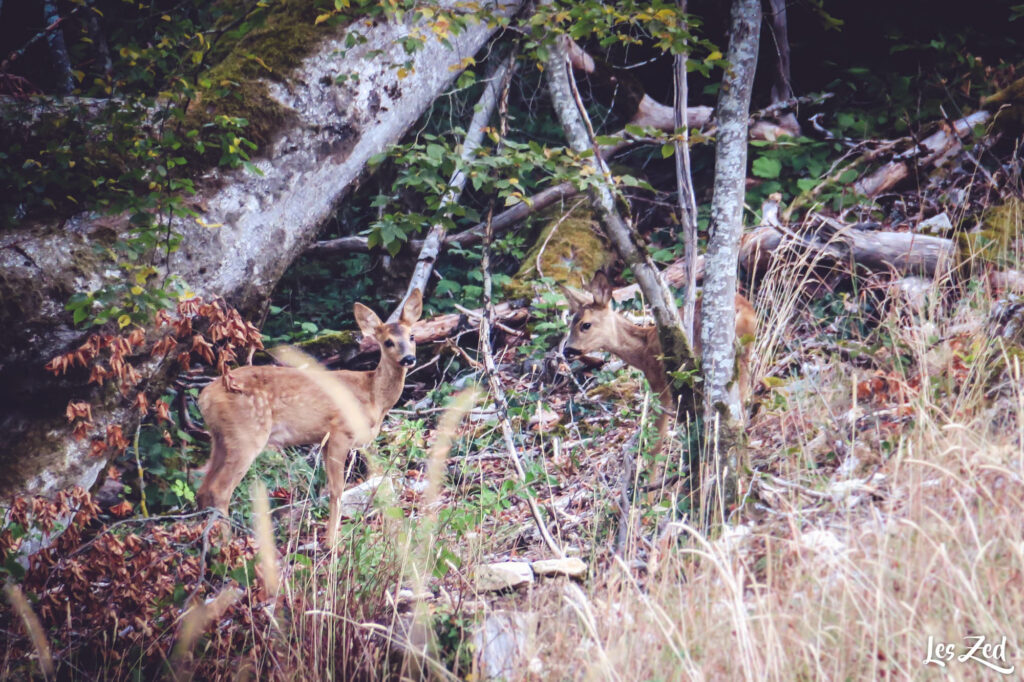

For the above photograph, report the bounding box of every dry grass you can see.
[514,270,1024,680]
[7,247,1024,681]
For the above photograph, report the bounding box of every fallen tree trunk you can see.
[853,110,992,197]
[740,220,957,283]
[0,1,521,499]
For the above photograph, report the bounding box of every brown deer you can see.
[561,273,756,457]
[196,290,422,545]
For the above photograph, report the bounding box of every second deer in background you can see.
[561,273,756,457]
[196,291,423,546]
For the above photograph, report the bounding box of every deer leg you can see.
[196,429,269,516]
[323,430,355,548]
[648,405,672,485]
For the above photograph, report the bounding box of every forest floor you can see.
[6,261,1024,680]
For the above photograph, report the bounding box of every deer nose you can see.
[400,354,416,367]
[563,346,581,358]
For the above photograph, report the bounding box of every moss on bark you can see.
[505,205,615,297]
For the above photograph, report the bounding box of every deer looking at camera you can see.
[561,273,756,456]
[196,290,422,546]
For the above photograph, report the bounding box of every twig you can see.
[614,430,639,557]
[451,303,527,337]
[480,164,565,558]
[392,47,519,320]
[132,424,149,517]
[674,0,699,341]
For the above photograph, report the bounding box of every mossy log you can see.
[504,205,615,298]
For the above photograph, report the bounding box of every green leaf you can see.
[838,169,859,184]
[661,143,675,159]
[751,156,782,179]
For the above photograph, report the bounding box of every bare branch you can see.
[390,50,518,321]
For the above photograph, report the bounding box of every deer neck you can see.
[369,357,407,418]
[610,320,669,400]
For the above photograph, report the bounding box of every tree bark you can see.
[764,0,799,136]
[674,0,699,343]
[0,1,521,499]
[42,0,74,95]
[700,0,760,519]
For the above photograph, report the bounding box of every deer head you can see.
[354,290,422,369]
[560,271,620,359]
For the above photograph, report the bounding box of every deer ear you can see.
[560,284,592,314]
[590,271,612,308]
[353,303,384,338]
[401,289,423,325]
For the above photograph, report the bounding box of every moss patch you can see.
[959,198,1024,270]
[187,0,335,151]
[982,76,1024,133]
[294,330,359,357]
[505,205,614,298]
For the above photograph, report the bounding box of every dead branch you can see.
[853,110,992,198]
[390,51,518,321]
[565,37,798,139]
[305,179,580,258]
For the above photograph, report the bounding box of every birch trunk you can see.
[391,51,517,321]
[700,0,761,518]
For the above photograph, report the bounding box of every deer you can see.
[560,273,756,464]
[196,290,422,546]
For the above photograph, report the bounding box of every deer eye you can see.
[409,335,415,342]
[384,339,395,348]
[580,322,592,331]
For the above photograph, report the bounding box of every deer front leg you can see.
[641,381,677,475]
[324,429,356,548]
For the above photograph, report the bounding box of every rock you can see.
[531,557,587,579]
[338,476,393,517]
[919,212,952,234]
[394,588,433,609]
[474,562,534,592]
[528,405,561,432]
[472,611,538,680]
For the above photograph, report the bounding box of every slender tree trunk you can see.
[700,0,761,520]
[766,0,793,104]
[674,0,698,343]
[42,0,74,95]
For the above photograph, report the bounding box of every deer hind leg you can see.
[647,403,672,485]
[196,426,270,516]
[323,429,355,548]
